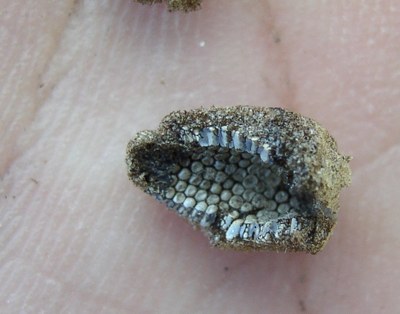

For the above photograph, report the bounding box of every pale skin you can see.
[1,1,399,313]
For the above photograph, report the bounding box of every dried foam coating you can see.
[126,106,351,254]
[135,0,202,12]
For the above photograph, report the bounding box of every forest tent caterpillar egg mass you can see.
[126,106,351,254]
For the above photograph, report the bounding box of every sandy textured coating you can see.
[126,106,351,254]
[135,0,202,11]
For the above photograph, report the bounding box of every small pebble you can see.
[220,190,232,201]
[184,185,197,197]
[242,175,258,189]
[199,180,211,190]
[243,189,256,202]
[219,202,230,211]
[229,154,241,164]
[275,190,289,203]
[214,153,229,160]
[241,152,252,159]
[240,202,253,213]
[254,181,266,194]
[238,159,251,168]
[214,160,226,170]
[189,174,202,186]
[247,164,259,175]
[203,167,217,180]
[207,194,220,205]
[173,192,186,204]
[224,164,237,175]
[277,203,290,214]
[210,183,222,194]
[265,200,277,211]
[229,195,244,209]
[183,197,196,208]
[165,187,176,199]
[175,180,187,192]
[202,156,214,166]
[232,183,245,195]
[223,179,234,189]
[233,168,247,181]
[194,201,207,212]
[191,161,204,174]
[215,171,228,183]
[252,194,267,208]
[263,185,276,199]
[178,169,191,180]
[267,173,281,187]
[195,190,207,201]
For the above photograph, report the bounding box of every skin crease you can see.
[0,0,399,313]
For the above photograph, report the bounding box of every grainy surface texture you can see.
[127,106,351,253]
[136,0,201,11]
[1,1,399,313]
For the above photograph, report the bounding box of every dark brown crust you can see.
[135,0,202,12]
